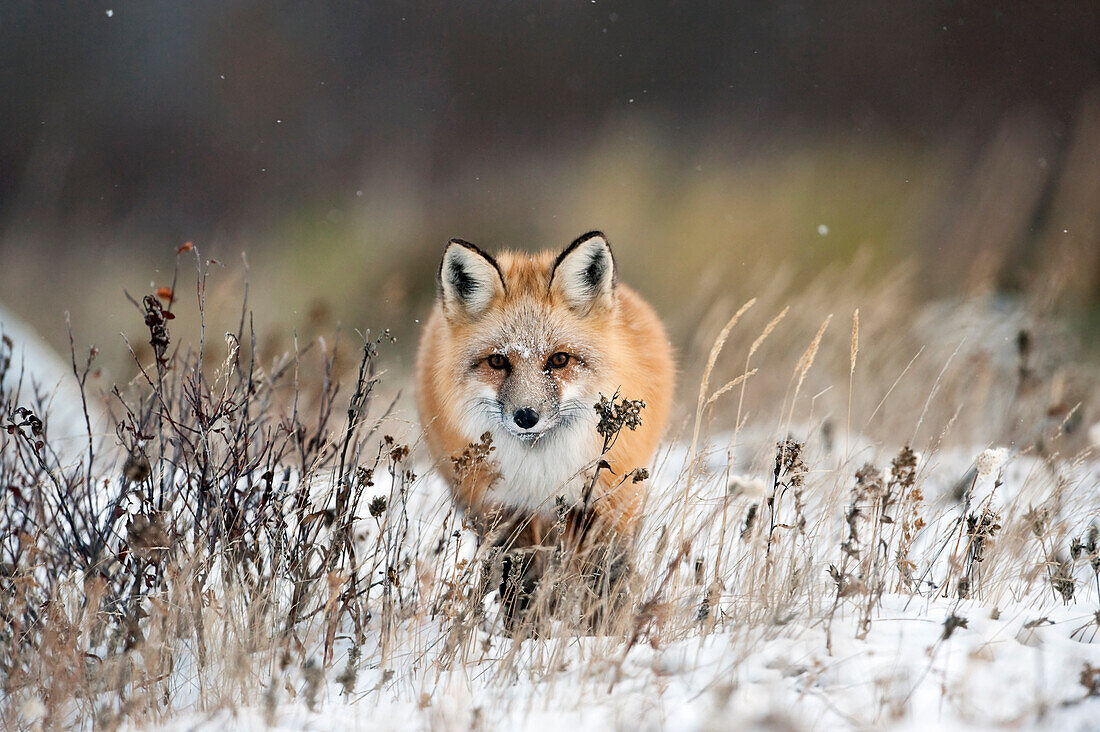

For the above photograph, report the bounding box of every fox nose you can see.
[513,407,540,430]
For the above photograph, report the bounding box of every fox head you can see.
[435,231,619,451]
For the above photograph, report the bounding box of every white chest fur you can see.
[472,416,598,514]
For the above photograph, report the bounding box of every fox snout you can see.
[496,361,560,437]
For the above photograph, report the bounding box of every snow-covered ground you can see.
[155,597,1100,731]
[109,433,1100,732]
[4,299,1098,731]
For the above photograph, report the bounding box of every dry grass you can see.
[1,244,1099,730]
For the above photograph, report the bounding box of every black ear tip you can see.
[558,230,612,266]
[445,238,500,263]
[571,231,609,248]
[443,238,477,261]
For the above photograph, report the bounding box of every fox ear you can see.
[438,239,506,318]
[550,231,616,315]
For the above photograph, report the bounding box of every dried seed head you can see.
[594,393,646,444]
[1051,556,1076,602]
[1024,505,1050,538]
[889,445,918,491]
[849,308,860,376]
[975,447,1009,478]
[123,453,151,482]
[966,508,1002,540]
[142,294,171,365]
[451,432,496,480]
[794,314,833,391]
[775,439,807,489]
[965,508,1002,563]
[854,463,886,500]
[701,298,756,389]
[749,306,790,360]
[127,513,169,562]
[369,496,387,518]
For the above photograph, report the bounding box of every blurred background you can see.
[2,1,1099,386]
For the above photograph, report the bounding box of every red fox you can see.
[416,232,673,558]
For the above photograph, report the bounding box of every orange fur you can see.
[415,234,673,542]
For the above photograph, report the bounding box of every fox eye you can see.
[547,352,571,369]
[486,354,510,370]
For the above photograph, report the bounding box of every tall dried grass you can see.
[1,242,1098,729]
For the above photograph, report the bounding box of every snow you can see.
[7,302,1096,729]
[120,430,1100,731]
[0,301,103,466]
[145,592,1100,730]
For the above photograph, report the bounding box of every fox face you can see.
[430,234,617,508]
[417,231,673,529]
[466,333,595,445]
[442,234,613,440]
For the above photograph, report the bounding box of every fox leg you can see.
[563,508,638,633]
[477,512,552,633]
